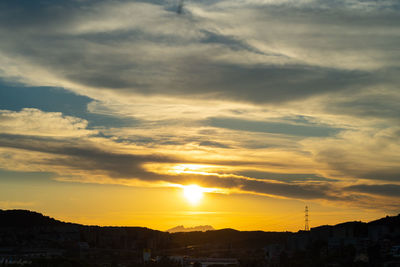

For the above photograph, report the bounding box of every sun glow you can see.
[172,164,217,175]
[183,184,205,205]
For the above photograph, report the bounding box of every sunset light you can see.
[172,164,218,176]
[183,184,205,205]
[0,0,399,265]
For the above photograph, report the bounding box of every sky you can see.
[0,0,399,232]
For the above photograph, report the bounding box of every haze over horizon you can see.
[0,0,399,232]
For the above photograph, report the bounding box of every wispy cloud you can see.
[0,0,399,212]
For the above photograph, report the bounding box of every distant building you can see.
[288,231,310,252]
[143,248,151,262]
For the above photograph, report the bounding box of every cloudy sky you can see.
[0,0,399,231]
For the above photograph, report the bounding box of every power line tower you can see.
[305,205,310,231]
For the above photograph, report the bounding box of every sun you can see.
[183,185,204,205]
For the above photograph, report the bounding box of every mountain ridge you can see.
[167,224,215,233]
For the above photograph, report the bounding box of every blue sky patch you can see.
[0,81,139,128]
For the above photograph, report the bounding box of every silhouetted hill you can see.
[0,210,292,250]
[309,214,400,233]
[0,209,69,227]
[370,214,400,226]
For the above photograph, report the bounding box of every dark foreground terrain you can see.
[1,210,400,266]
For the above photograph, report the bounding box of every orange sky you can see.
[0,176,388,231]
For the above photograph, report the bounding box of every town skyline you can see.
[1,209,399,266]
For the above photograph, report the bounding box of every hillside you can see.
[0,209,68,227]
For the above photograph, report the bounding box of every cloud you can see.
[0,132,174,180]
[198,141,231,149]
[326,90,400,121]
[0,128,398,209]
[0,0,399,213]
[303,126,400,181]
[0,108,95,137]
[235,170,336,183]
[205,117,341,137]
[346,183,400,198]
[0,0,398,105]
